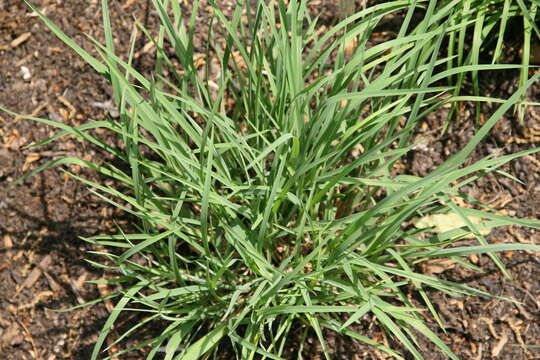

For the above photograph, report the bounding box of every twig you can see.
[16,320,40,360]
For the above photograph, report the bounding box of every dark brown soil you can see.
[0,1,539,359]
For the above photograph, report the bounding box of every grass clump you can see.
[6,0,540,359]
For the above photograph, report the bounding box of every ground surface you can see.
[0,1,539,359]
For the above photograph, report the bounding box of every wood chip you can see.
[422,258,456,275]
[3,234,13,250]
[472,343,483,360]
[42,271,61,292]
[1,323,23,346]
[479,317,499,339]
[18,290,54,311]
[3,129,27,150]
[16,255,51,293]
[17,267,41,294]
[22,153,41,171]
[491,332,508,357]
[134,41,155,58]
[513,300,534,321]
[16,320,40,360]
[231,51,246,70]
[98,282,115,312]
[506,318,532,357]
[57,95,76,119]
[69,273,87,304]
[10,32,32,48]
[508,226,537,255]
[14,101,48,122]
[59,107,69,122]
[122,0,137,9]
[524,154,540,168]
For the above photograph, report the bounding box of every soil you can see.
[0,1,539,359]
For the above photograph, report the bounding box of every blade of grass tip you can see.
[177,324,227,360]
[26,120,115,148]
[8,156,132,192]
[200,124,215,257]
[228,330,285,360]
[447,15,456,84]
[447,201,511,279]
[339,301,372,330]
[397,20,447,149]
[371,306,424,360]
[492,0,511,63]
[419,243,540,258]
[443,0,473,131]
[515,0,540,39]
[301,288,331,360]
[103,314,160,353]
[151,0,189,72]
[518,1,537,123]
[0,106,125,160]
[322,318,405,359]
[207,0,258,83]
[471,9,485,126]
[241,322,260,360]
[100,0,121,105]
[457,0,471,67]
[119,226,182,262]
[53,287,122,313]
[257,146,288,251]
[429,64,527,84]
[91,283,147,360]
[152,1,167,90]
[163,321,196,360]
[386,249,446,332]
[124,19,138,74]
[392,312,459,360]
[168,236,184,286]
[397,0,437,85]
[459,207,540,229]
[437,70,540,173]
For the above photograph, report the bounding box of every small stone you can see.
[20,66,31,81]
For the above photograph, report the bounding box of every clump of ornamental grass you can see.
[5,0,540,359]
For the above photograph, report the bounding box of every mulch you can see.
[0,1,539,359]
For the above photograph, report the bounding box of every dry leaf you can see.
[414,213,491,239]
